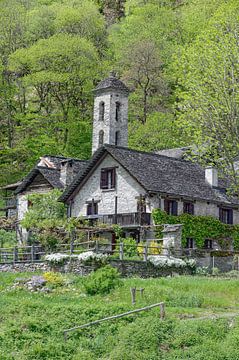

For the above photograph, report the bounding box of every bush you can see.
[84,265,122,295]
[196,266,210,276]
[43,272,65,287]
[116,237,138,258]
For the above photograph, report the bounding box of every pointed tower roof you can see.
[94,71,129,94]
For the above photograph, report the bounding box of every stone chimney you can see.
[205,166,218,187]
[60,160,74,187]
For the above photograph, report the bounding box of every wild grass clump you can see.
[84,265,122,295]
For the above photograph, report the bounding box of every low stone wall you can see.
[195,255,234,272]
[0,262,49,273]
[0,260,192,277]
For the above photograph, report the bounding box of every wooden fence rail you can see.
[63,302,165,341]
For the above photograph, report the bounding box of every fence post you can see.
[143,244,148,262]
[31,244,35,262]
[130,287,136,305]
[119,242,124,260]
[95,240,99,253]
[70,240,74,255]
[13,246,18,263]
[160,303,165,320]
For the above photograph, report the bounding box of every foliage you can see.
[83,264,122,295]
[153,209,239,249]
[115,237,138,258]
[0,229,16,247]
[77,250,108,265]
[2,273,239,359]
[196,266,210,276]
[148,255,196,270]
[137,240,162,257]
[45,253,69,265]
[21,189,66,230]
[43,271,65,287]
[173,1,239,191]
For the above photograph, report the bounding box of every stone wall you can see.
[71,154,146,217]
[0,262,49,273]
[0,259,192,277]
[92,90,128,154]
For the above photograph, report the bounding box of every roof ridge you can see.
[104,144,195,165]
[42,154,87,162]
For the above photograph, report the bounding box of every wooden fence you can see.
[0,240,171,264]
[0,240,237,265]
[63,302,165,341]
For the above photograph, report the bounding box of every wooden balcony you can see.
[86,212,151,227]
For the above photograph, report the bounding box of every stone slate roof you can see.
[15,167,63,194]
[156,147,191,159]
[94,72,129,94]
[15,156,89,195]
[59,145,239,206]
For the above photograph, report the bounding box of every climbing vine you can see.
[153,209,239,250]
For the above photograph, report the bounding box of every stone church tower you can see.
[92,72,129,154]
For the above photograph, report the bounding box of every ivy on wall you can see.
[153,209,239,250]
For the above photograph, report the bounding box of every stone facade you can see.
[17,185,52,242]
[92,90,128,154]
[71,154,146,217]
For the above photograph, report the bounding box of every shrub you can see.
[148,255,196,270]
[84,265,122,295]
[78,251,108,265]
[116,237,138,258]
[43,272,65,287]
[196,266,210,276]
[137,241,162,256]
[45,253,69,265]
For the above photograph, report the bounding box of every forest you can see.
[1,0,239,188]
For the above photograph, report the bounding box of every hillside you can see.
[1,0,239,190]
[1,273,239,359]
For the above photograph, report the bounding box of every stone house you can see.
[13,155,88,242]
[59,73,239,250]
[6,72,239,248]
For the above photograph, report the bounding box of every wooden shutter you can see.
[228,209,233,224]
[219,208,223,222]
[100,169,108,189]
[172,201,178,216]
[111,168,116,188]
[164,199,170,214]
[189,203,194,215]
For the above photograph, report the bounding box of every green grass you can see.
[1,273,239,359]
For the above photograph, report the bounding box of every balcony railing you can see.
[86,212,151,227]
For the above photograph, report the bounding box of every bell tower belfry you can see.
[92,72,129,154]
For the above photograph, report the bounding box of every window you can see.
[204,239,213,249]
[219,207,233,224]
[87,202,98,216]
[99,130,104,147]
[115,131,120,145]
[99,101,105,121]
[164,199,178,216]
[186,238,194,249]
[115,102,120,121]
[183,202,194,215]
[100,168,116,190]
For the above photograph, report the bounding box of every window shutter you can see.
[164,199,169,214]
[219,208,223,222]
[228,209,233,224]
[172,201,178,216]
[111,168,116,188]
[190,203,194,215]
[100,169,108,189]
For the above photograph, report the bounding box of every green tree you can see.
[174,1,239,191]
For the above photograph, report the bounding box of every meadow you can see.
[1,273,239,359]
